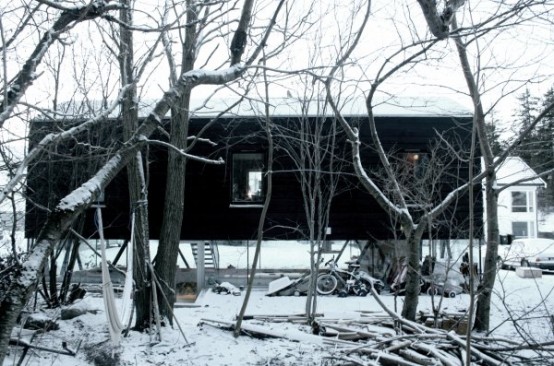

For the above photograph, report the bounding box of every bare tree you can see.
[154,0,210,322]
[320,0,554,324]
[320,0,475,320]
[116,0,154,332]
[270,93,343,320]
[449,1,554,332]
[0,0,285,361]
[0,1,122,126]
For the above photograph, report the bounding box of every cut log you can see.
[319,322,379,340]
[412,342,461,366]
[398,348,436,365]
[200,318,324,345]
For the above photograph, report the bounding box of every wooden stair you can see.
[190,242,219,270]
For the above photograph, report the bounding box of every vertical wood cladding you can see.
[25,113,482,240]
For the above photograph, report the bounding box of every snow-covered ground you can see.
[5,270,554,365]
[539,211,554,236]
[4,249,554,365]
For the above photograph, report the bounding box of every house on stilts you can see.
[25,97,483,294]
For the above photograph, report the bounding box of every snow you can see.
[4,241,554,365]
[46,95,472,121]
[494,156,547,187]
[187,95,472,119]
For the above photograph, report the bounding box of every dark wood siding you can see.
[25,114,482,241]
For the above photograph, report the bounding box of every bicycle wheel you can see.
[316,274,338,295]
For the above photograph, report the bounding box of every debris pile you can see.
[202,310,554,365]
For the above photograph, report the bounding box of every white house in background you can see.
[484,156,546,241]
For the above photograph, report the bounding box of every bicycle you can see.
[316,256,384,296]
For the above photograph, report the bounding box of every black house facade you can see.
[25,98,483,242]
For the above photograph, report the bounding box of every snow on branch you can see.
[144,138,224,164]
[0,1,121,127]
[0,84,133,206]
[57,155,122,212]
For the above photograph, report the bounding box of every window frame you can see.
[512,221,535,238]
[511,191,534,213]
[230,152,265,206]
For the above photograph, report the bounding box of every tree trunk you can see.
[118,0,152,332]
[155,101,189,320]
[452,15,498,331]
[474,175,499,331]
[401,230,423,321]
[0,0,279,358]
[154,0,197,322]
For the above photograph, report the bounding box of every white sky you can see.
[2,1,554,152]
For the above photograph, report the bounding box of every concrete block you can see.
[515,266,542,279]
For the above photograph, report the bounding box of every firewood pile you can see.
[201,310,554,365]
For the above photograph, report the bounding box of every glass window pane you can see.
[512,222,528,237]
[511,191,527,212]
[232,153,264,202]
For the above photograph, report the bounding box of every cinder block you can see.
[515,267,542,279]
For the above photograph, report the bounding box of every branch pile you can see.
[201,311,554,365]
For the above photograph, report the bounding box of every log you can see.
[385,340,412,352]
[446,331,502,366]
[368,350,423,366]
[398,348,436,365]
[412,342,461,366]
[239,313,322,320]
[319,322,379,340]
[200,318,324,345]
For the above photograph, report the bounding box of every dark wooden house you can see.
[25,97,482,243]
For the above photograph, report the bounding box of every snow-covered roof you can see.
[495,156,547,187]
[47,95,472,121]
[187,95,472,119]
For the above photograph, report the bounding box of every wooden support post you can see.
[178,248,190,269]
[197,241,205,292]
[111,239,129,266]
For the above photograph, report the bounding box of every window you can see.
[232,153,264,203]
[512,221,535,238]
[511,191,534,212]
[402,152,429,179]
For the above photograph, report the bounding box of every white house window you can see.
[511,221,535,238]
[512,221,528,237]
[511,191,534,212]
[232,153,264,203]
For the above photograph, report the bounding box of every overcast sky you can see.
[3,1,554,142]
